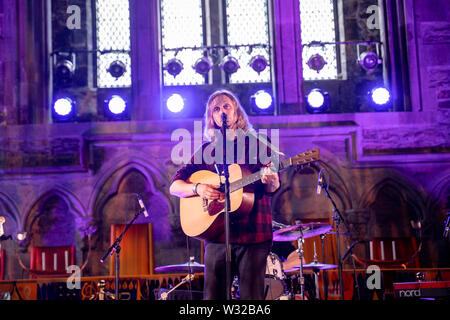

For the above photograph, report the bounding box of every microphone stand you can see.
[100,208,144,300]
[221,114,232,301]
[322,181,352,300]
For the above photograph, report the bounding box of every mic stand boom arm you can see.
[100,209,142,300]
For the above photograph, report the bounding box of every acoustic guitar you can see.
[180,148,320,241]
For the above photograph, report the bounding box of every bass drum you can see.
[264,252,289,300]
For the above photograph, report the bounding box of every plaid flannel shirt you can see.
[171,137,277,244]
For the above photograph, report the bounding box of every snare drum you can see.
[264,253,288,300]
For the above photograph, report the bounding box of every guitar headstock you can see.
[286,148,320,167]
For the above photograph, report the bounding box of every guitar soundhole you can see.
[207,200,225,216]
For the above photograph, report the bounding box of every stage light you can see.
[220,55,240,75]
[53,97,74,117]
[107,60,127,79]
[306,54,327,73]
[164,58,184,78]
[252,90,273,110]
[306,89,329,113]
[166,93,184,113]
[193,57,213,75]
[249,55,268,74]
[359,51,381,73]
[54,59,75,86]
[370,87,391,108]
[107,95,127,115]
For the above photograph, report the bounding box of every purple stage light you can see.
[166,93,184,113]
[53,97,74,116]
[107,60,127,79]
[193,57,213,75]
[164,58,184,78]
[108,95,127,115]
[253,90,272,110]
[307,89,325,108]
[249,55,268,74]
[307,54,327,73]
[220,55,240,75]
[306,88,329,113]
[359,51,382,73]
[371,87,391,106]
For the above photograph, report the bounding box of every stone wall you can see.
[0,0,449,281]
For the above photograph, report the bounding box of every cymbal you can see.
[154,261,204,273]
[273,222,332,242]
[285,262,338,272]
[304,261,338,270]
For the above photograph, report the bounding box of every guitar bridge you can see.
[202,198,208,211]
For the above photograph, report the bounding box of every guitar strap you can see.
[246,129,285,157]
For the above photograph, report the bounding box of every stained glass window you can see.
[160,0,204,86]
[96,0,132,88]
[225,0,271,83]
[300,0,338,80]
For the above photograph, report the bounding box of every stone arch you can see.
[272,161,352,225]
[90,160,182,275]
[359,177,426,239]
[423,175,450,267]
[89,154,174,218]
[0,192,20,238]
[13,188,88,273]
[22,188,86,248]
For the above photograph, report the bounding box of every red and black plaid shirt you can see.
[171,137,278,244]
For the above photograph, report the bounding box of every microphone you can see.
[221,113,228,129]
[316,168,325,195]
[137,194,149,217]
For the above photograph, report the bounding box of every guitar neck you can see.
[229,159,290,192]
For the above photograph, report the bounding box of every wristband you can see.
[192,183,200,195]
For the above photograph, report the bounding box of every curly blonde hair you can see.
[203,89,253,141]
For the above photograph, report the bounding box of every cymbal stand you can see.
[296,229,305,300]
[323,186,349,300]
[159,274,195,300]
[312,242,320,300]
[320,233,329,300]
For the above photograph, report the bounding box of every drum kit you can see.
[155,221,339,300]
